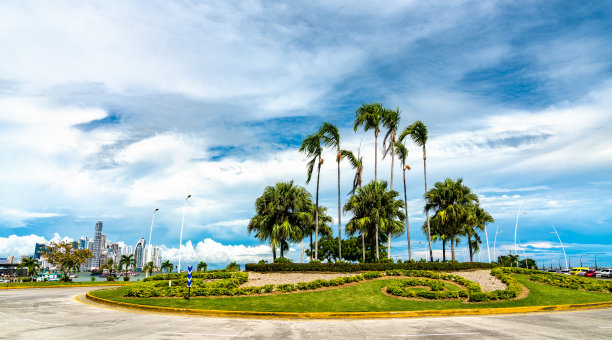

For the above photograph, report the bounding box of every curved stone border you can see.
[85,290,612,319]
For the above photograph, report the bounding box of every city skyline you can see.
[0,2,611,267]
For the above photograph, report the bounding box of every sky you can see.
[1,1,611,269]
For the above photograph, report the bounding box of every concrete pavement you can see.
[1,287,611,339]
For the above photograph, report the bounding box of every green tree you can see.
[497,254,520,267]
[399,120,433,261]
[196,261,207,272]
[17,256,39,278]
[119,254,136,277]
[142,261,157,277]
[160,260,173,273]
[306,235,383,262]
[102,258,116,277]
[248,181,312,260]
[299,131,324,260]
[354,103,384,180]
[43,241,93,279]
[320,122,343,261]
[344,180,405,261]
[304,205,333,261]
[341,147,366,261]
[395,141,412,260]
[463,205,494,262]
[381,108,401,259]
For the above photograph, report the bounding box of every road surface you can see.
[1,287,611,339]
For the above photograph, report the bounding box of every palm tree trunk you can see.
[362,233,365,263]
[451,237,455,261]
[374,131,378,181]
[337,154,342,261]
[272,245,277,261]
[309,233,313,261]
[403,167,410,261]
[315,158,321,261]
[280,243,284,258]
[423,145,433,262]
[468,234,473,262]
[442,239,446,262]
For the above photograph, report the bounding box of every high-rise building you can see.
[123,245,133,256]
[92,221,104,269]
[79,236,88,250]
[34,243,47,259]
[150,245,161,269]
[134,238,146,270]
[7,255,15,264]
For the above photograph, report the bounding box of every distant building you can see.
[34,243,47,259]
[150,245,161,270]
[71,240,79,249]
[7,256,15,265]
[92,221,104,269]
[79,236,88,250]
[134,238,146,270]
[123,246,133,256]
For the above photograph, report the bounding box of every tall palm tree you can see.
[196,261,207,272]
[320,122,343,260]
[304,205,333,260]
[248,181,312,260]
[382,108,401,190]
[464,205,494,262]
[17,256,39,278]
[103,258,116,277]
[340,147,365,261]
[160,260,173,273]
[394,141,411,260]
[142,261,157,277]
[299,132,324,260]
[119,254,136,277]
[399,120,433,261]
[425,178,478,260]
[344,180,405,260]
[354,103,384,180]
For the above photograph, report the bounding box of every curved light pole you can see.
[551,225,568,269]
[594,253,605,270]
[493,226,502,262]
[484,225,491,264]
[145,208,159,278]
[568,255,577,268]
[514,204,527,258]
[177,194,191,273]
[579,254,587,267]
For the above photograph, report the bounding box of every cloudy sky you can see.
[1,1,611,268]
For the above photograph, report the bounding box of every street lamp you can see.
[568,255,577,268]
[177,194,191,273]
[493,226,502,262]
[594,253,605,270]
[551,225,568,269]
[145,208,159,278]
[484,225,491,264]
[579,254,587,267]
[514,204,527,258]
[518,240,528,269]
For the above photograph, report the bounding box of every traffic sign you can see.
[187,265,193,288]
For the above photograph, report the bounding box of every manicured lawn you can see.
[90,275,612,312]
[2,280,137,288]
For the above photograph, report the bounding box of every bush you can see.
[20,277,33,282]
[225,261,241,272]
[274,257,292,263]
[258,260,268,265]
[276,284,297,293]
[245,261,495,273]
[123,276,130,281]
[106,276,115,282]
[90,276,95,282]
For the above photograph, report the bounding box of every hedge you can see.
[245,262,495,273]
[143,271,240,282]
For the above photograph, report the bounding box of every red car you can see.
[583,270,597,278]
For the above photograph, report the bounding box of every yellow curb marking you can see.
[84,290,612,320]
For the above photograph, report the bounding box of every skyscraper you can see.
[134,238,146,270]
[92,221,103,269]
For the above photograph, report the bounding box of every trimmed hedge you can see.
[143,271,240,282]
[526,271,612,293]
[245,262,495,272]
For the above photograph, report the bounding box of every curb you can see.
[85,291,612,319]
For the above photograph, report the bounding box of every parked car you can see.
[583,270,597,278]
[597,269,611,278]
[571,267,589,276]
[559,269,571,275]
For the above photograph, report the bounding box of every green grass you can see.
[90,275,612,312]
[3,280,137,288]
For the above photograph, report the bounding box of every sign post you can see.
[186,265,193,300]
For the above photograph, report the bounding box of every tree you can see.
[354,103,384,180]
[381,108,401,259]
[306,235,382,262]
[497,254,520,267]
[196,261,207,272]
[119,254,136,277]
[320,122,343,261]
[344,180,405,261]
[399,120,433,261]
[248,181,312,260]
[142,261,157,277]
[341,147,366,262]
[299,131,324,260]
[17,256,39,278]
[102,258,116,277]
[160,260,173,273]
[464,205,494,262]
[425,178,478,261]
[43,241,93,279]
[304,205,333,260]
[395,141,411,260]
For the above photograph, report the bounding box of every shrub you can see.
[276,284,297,293]
[225,261,241,272]
[245,261,495,273]
[20,277,33,282]
[90,276,95,282]
[106,276,115,282]
[123,276,130,281]
[274,257,292,263]
[258,260,268,265]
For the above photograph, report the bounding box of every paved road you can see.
[1,287,611,339]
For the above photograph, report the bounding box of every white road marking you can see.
[22,318,64,326]
[600,327,612,329]
[157,332,239,337]
[391,332,480,337]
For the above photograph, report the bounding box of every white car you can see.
[596,269,611,278]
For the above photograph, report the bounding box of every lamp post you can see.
[594,253,605,270]
[518,240,528,269]
[514,204,527,258]
[484,225,491,263]
[177,194,191,273]
[579,254,587,267]
[551,225,568,269]
[493,226,502,262]
[145,208,159,278]
[568,255,576,268]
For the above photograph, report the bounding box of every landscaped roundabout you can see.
[85,263,612,319]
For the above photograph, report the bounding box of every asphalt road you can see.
[1,287,611,339]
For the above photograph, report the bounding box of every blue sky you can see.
[1,1,611,268]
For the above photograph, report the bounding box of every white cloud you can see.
[0,233,73,257]
[160,238,272,265]
[0,207,64,228]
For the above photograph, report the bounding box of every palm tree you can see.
[399,120,432,261]
[248,181,312,260]
[320,122,343,261]
[119,254,136,277]
[341,147,365,261]
[304,205,333,260]
[425,178,478,261]
[464,205,494,262]
[142,261,157,277]
[353,103,384,180]
[17,256,39,278]
[299,132,324,260]
[160,260,173,273]
[196,261,207,272]
[102,258,116,277]
[382,108,401,190]
[344,180,405,260]
[394,141,411,260]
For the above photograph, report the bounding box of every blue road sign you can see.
[187,265,193,288]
